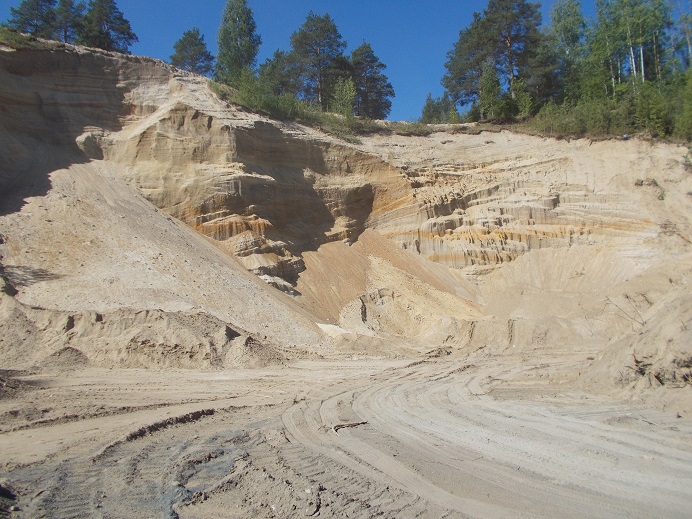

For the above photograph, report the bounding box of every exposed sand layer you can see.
[0,40,691,517]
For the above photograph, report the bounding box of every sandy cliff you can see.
[0,41,690,401]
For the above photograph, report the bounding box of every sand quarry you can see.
[1,41,691,518]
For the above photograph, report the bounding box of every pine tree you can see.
[444,1,542,108]
[216,0,261,87]
[484,0,543,96]
[351,42,395,119]
[322,54,354,110]
[6,0,57,38]
[54,0,85,43]
[443,13,493,107]
[258,49,301,96]
[171,28,214,76]
[523,31,563,104]
[78,0,137,53]
[290,11,347,107]
[420,93,440,123]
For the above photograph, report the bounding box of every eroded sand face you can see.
[1,41,691,517]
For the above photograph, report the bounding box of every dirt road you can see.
[2,355,690,518]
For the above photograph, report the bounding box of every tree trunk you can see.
[653,32,662,81]
[606,54,617,96]
[678,1,692,64]
[506,36,516,99]
[627,24,637,82]
[610,59,616,95]
[640,45,645,83]
[316,46,322,106]
[605,34,617,95]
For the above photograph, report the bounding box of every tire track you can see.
[4,359,692,518]
[346,359,692,518]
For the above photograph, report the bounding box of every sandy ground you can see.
[1,352,691,519]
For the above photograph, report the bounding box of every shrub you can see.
[635,83,671,137]
[673,71,692,141]
[390,122,434,136]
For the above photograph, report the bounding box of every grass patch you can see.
[0,27,50,49]
[389,122,434,136]
[210,77,375,143]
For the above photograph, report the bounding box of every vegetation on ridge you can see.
[4,0,137,52]
[215,0,261,87]
[2,0,690,141]
[170,28,214,76]
[429,0,692,140]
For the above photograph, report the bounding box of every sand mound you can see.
[0,370,34,399]
[579,279,692,413]
[223,336,288,368]
[37,346,91,370]
[0,288,293,370]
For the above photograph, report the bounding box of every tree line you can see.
[4,0,137,53]
[3,0,395,121]
[173,1,395,120]
[3,0,691,138]
[424,0,691,139]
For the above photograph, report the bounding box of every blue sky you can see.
[1,1,600,120]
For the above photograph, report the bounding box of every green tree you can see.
[513,78,533,119]
[330,77,356,117]
[484,0,543,96]
[420,93,458,123]
[581,0,674,98]
[675,3,691,68]
[444,1,541,108]
[421,93,442,123]
[290,11,347,107]
[351,41,395,119]
[635,80,670,134]
[523,31,563,105]
[676,68,692,138]
[322,54,354,110]
[479,59,502,120]
[581,0,623,98]
[78,0,137,52]
[171,28,214,75]
[443,13,493,107]
[258,49,301,96]
[54,0,84,43]
[549,0,585,100]
[216,0,261,87]
[6,0,56,38]
[550,0,586,59]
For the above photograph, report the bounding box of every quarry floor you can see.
[2,353,691,519]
